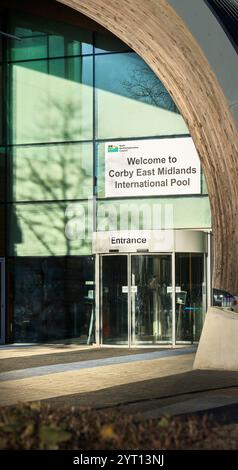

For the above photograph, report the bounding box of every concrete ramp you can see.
[194,307,238,370]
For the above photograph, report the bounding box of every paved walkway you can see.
[0,345,238,419]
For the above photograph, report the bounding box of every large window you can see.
[8,201,93,256]
[95,53,187,140]
[8,14,93,61]
[0,65,3,145]
[0,204,5,256]
[9,57,93,144]
[8,256,95,343]
[0,147,5,202]
[175,253,206,343]
[97,198,211,231]
[7,143,93,202]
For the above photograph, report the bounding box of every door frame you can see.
[0,258,5,344]
[98,252,175,347]
[130,253,174,347]
[99,253,129,347]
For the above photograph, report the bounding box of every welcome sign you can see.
[105,137,201,197]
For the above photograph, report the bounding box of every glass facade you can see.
[8,257,94,343]
[101,254,173,346]
[7,143,93,202]
[8,201,93,256]
[102,255,128,344]
[95,52,187,140]
[97,198,211,231]
[175,253,206,343]
[131,255,172,344]
[0,205,4,257]
[101,253,205,345]
[0,7,211,344]
[9,57,93,144]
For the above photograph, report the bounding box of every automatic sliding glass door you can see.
[175,253,206,343]
[131,255,172,345]
[100,254,173,346]
[101,255,128,345]
[100,252,205,347]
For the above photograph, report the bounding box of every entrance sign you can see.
[105,137,201,197]
[93,230,174,253]
[110,231,149,250]
[93,230,206,254]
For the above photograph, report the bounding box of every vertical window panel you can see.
[96,197,211,231]
[95,53,188,140]
[175,253,206,343]
[8,36,48,62]
[8,13,93,61]
[0,204,5,256]
[9,257,95,343]
[0,147,5,201]
[94,32,130,54]
[8,143,93,202]
[0,65,2,145]
[9,56,93,144]
[8,201,93,256]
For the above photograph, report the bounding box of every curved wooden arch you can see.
[58,0,238,294]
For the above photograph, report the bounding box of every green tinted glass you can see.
[95,53,188,139]
[0,65,2,145]
[95,32,130,54]
[8,143,93,202]
[97,197,211,231]
[0,204,5,256]
[175,253,206,343]
[9,32,93,61]
[0,25,2,62]
[8,56,93,144]
[8,36,48,61]
[0,147,5,201]
[49,32,93,57]
[9,13,47,37]
[10,256,95,343]
[8,13,93,60]
[8,201,93,256]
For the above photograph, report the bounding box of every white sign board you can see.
[93,230,174,253]
[109,230,149,250]
[167,286,181,293]
[105,137,201,198]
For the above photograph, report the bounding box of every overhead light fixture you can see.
[0,31,21,41]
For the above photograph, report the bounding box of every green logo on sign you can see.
[108,145,119,153]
